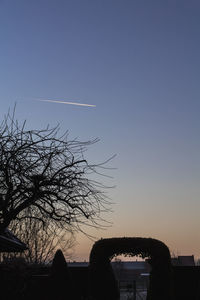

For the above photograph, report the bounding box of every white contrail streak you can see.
[38,99,96,107]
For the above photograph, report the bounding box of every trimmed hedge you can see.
[49,249,73,300]
[0,251,88,300]
[89,237,172,300]
[23,249,74,300]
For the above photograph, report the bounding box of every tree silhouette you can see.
[1,210,75,264]
[0,110,111,234]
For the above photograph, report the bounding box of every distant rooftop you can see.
[171,255,195,266]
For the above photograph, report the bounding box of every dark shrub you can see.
[89,237,172,300]
[49,249,73,299]
[24,250,74,300]
[51,249,70,278]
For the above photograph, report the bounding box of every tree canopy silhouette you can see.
[0,110,111,234]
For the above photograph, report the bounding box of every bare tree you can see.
[1,209,76,264]
[0,109,112,234]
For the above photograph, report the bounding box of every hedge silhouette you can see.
[49,249,73,300]
[89,237,172,300]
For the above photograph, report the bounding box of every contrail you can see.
[38,99,96,107]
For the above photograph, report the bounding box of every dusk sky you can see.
[0,0,200,261]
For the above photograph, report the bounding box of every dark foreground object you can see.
[172,266,200,300]
[89,237,172,300]
[1,240,200,300]
[1,264,200,299]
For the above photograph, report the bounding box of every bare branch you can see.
[0,109,113,235]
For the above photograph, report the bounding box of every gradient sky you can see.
[0,0,200,261]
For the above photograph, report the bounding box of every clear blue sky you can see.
[0,0,200,260]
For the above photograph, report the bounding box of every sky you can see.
[0,0,200,261]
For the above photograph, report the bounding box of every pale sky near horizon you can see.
[0,0,200,261]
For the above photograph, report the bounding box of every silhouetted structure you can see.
[89,237,172,300]
[2,238,200,300]
[0,228,27,252]
[171,255,195,266]
[112,260,150,299]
